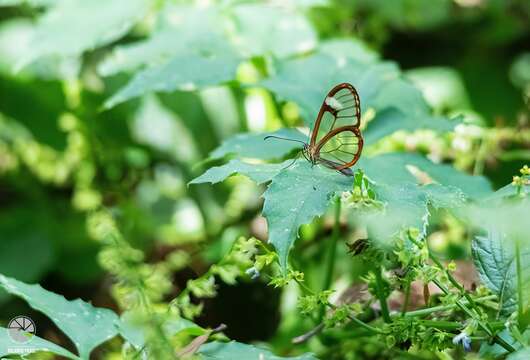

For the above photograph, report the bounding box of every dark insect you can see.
[346,238,369,255]
[266,83,363,176]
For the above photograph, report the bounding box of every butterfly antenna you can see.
[264,135,307,146]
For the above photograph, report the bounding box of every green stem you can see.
[319,197,341,321]
[374,268,391,323]
[515,239,524,329]
[399,295,497,318]
[401,281,411,316]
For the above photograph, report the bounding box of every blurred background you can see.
[0,0,529,358]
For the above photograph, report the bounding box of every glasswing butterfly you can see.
[266,83,363,176]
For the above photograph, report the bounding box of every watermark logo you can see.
[7,316,36,344]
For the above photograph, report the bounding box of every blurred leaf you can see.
[98,4,229,76]
[0,274,119,359]
[16,0,148,70]
[406,67,471,112]
[199,341,317,360]
[319,38,379,64]
[209,128,307,161]
[190,159,289,186]
[363,107,458,145]
[105,50,240,109]
[132,96,199,163]
[261,52,455,136]
[0,327,78,359]
[0,19,80,79]
[508,347,530,360]
[228,3,316,58]
[510,52,530,89]
[472,228,530,315]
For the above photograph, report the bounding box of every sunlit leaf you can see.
[199,341,317,360]
[209,128,307,161]
[0,327,78,359]
[319,38,379,64]
[190,160,289,186]
[0,274,119,359]
[98,4,229,76]
[228,3,317,58]
[16,0,148,70]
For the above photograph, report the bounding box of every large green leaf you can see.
[192,150,492,270]
[0,327,78,359]
[262,160,352,269]
[0,274,119,359]
[227,3,317,58]
[190,160,288,186]
[472,226,530,315]
[319,38,379,64]
[16,0,148,70]
[209,128,307,161]
[98,4,229,77]
[363,107,458,145]
[199,341,317,360]
[264,53,447,123]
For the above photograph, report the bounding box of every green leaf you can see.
[508,347,530,360]
[0,274,119,359]
[199,341,317,360]
[209,128,307,161]
[0,327,78,359]
[359,152,492,200]
[98,4,229,76]
[16,0,148,70]
[190,160,289,185]
[105,52,241,108]
[262,160,352,269]
[227,3,317,58]
[261,53,401,128]
[363,107,458,145]
[319,38,379,64]
[472,228,530,315]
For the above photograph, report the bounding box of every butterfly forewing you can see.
[311,83,361,146]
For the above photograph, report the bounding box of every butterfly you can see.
[266,83,364,176]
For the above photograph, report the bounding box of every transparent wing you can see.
[317,127,363,170]
[311,83,361,146]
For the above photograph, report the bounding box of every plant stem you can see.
[399,295,497,318]
[407,233,516,353]
[319,197,341,322]
[401,281,411,316]
[374,268,391,323]
[515,239,524,329]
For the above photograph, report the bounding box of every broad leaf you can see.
[319,38,379,64]
[363,107,458,145]
[261,52,458,134]
[0,327,78,359]
[0,274,119,359]
[199,341,317,360]
[472,228,530,315]
[262,160,352,269]
[99,4,229,76]
[227,3,317,58]
[190,160,289,186]
[209,128,307,161]
[16,0,148,70]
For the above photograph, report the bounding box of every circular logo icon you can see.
[7,316,36,344]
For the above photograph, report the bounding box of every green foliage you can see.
[0,274,118,359]
[1,0,529,359]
